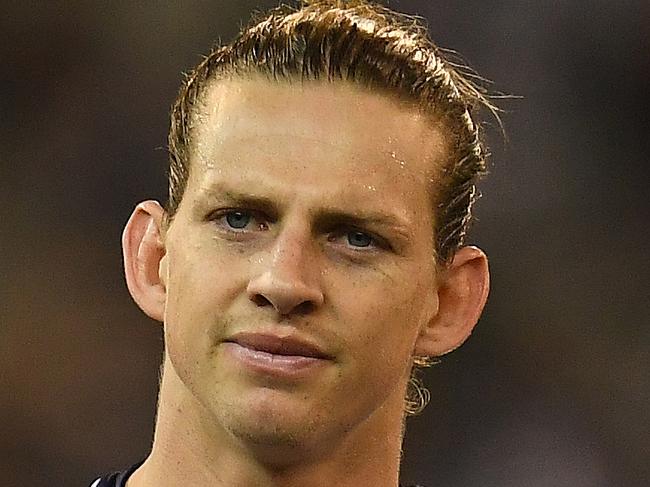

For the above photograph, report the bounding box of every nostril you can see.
[251,294,272,307]
[293,301,315,315]
[249,292,317,315]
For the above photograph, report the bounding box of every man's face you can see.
[160,79,447,454]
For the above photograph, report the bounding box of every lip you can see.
[227,332,331,359]
[223,332,332,379]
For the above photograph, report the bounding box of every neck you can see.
[127,356,407,487]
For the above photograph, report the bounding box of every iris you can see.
[347,231,372,247]
[225,211,251,229]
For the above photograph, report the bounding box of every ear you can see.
[414,246,490,357]
[122,200,167,322]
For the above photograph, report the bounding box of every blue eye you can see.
[225,211,251,229]
[347,231,373,247]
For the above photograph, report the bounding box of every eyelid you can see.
[329,225,391,251]
[209,208,271,230]
[209,207,268,219]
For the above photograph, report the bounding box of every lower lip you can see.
[223,342,328,379]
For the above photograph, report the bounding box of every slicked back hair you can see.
[166,0,496,415]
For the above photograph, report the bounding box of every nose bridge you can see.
[271,218,312,275]
[247,216,324,315]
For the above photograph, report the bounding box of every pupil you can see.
[226,211,250,229]
[348,231,371,247]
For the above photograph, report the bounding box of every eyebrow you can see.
[196,184,415,239]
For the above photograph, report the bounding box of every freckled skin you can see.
[155,79,447,476]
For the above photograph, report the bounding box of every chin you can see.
[216,389,341,461]
[225,413,320,465]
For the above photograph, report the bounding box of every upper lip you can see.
[226,332,331,359]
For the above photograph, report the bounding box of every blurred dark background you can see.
[1,1,648,486]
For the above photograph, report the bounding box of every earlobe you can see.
[122,200,167,322]
[414,246,490,357]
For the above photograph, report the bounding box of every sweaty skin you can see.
[126,79,464,487]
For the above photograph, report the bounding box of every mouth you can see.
[225,332,332,360]
[222,332,332,378]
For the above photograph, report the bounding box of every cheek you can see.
[162,247,234,380]
[162,234,257,335]
[339,271,430,375]
[164,239,243,321]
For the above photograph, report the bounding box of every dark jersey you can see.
[89,461,142,487]
[89,462,424,486]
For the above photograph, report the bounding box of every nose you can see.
[246,229,324,316]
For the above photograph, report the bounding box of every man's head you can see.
[166,0,494,265]
[121,0,491,463]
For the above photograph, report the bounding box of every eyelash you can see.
[209,208,389,252]
[326,228,384,251]
[210,209,269,233]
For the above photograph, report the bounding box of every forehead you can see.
[184,78,447,226]
[193,77,446,173]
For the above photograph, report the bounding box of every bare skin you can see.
[122,79,489,487]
